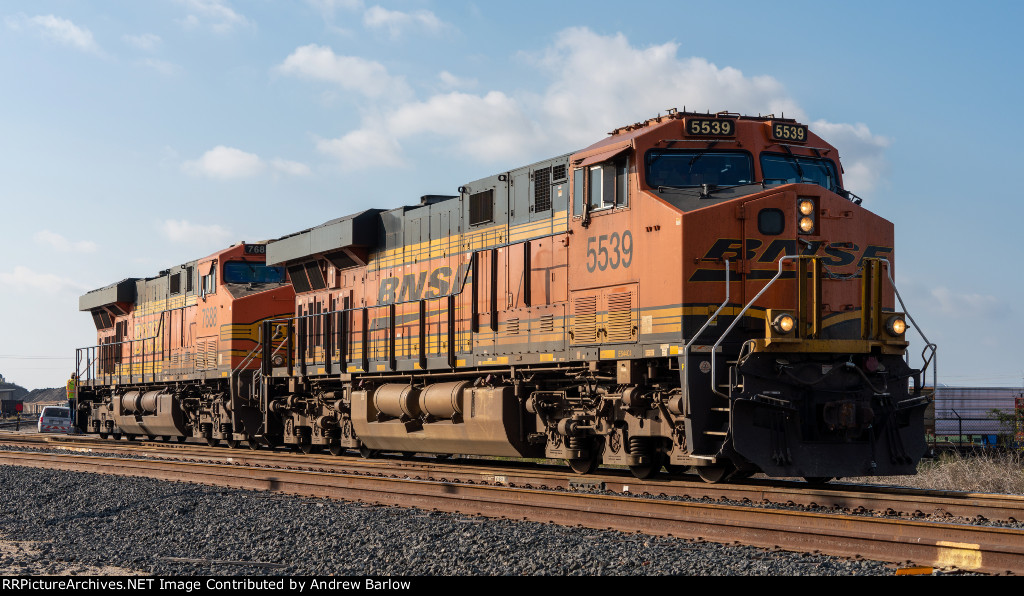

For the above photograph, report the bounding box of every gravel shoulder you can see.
[0,465,897,576]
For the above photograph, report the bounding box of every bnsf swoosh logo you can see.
[378,263,473,305]
[689,238,892,282]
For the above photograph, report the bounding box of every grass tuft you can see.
[850,451,1024,494]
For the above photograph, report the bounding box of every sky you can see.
[1,0,1021,390]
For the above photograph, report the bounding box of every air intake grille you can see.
[572,296,598,344]
[469,189,494,225]
[606,291,635,342]
[552,164,567,181]
[533,167,551,212]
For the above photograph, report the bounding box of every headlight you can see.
[797,197,817,234]
[272,355,285,366]
[772,313,795,334]
[886,315,907,337]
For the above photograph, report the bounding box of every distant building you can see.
[930,386,1024,444]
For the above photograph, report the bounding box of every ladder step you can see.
[703,430,728,437]
[711,407,730,412]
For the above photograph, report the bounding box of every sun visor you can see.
[573,142,632,168]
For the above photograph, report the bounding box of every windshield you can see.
[223,261,287,284]
[645,150,753,188]
[41,407,69,419]
[760,153,839,191]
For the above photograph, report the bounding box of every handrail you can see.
[877,258,937,394]
[682,259,730,407]
[709,255,799,398]
[265,252,479,376]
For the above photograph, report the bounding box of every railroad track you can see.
[5,432,1024,525]
[2,437,1023,574]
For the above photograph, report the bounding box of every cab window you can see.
[572,155,629,216]
[223,261,287,284]
[760,153,838,191]
[645,150,753,188]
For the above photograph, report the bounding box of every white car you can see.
[37,406,74,433]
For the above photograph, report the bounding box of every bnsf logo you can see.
[701,238,892,266]
[378,263,472,305]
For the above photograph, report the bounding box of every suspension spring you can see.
[629,436,651,456]
[568,436,587,450]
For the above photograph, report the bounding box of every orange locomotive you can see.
[75,242,294,446]
[254,110,934,481]
[75,110,934,483]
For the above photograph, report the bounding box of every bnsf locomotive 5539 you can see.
[75,110,934,482]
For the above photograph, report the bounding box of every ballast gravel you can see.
[0,464,899,576]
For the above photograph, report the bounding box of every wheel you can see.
[696,463,735,484]
[435,454,451,460]
[161,436,171,443]
[146,435,157,442]
[225,438,240,449]
[328,443,345,456]
[401,451,416,459]
[125,434,136,442]
[247,436,261,451]
[175,436,187,443]
[98,432,108,440]
[804,477,833,485]
[205,437,219,447]
[298,442,322,455]
[111,433,122,441]
[567,452,600,475]
[626,452,667,481]
[359,445,380,459]
[664,464,689,476]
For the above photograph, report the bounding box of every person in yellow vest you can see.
[66,373,77,426]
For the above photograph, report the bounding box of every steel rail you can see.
[6,432,1024,524]
[1,450,1023,574]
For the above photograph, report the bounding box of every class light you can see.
[772,313,796,334]
[886,315,907,337]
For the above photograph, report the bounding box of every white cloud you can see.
[6,14,100,53]
[183,146,264,179]
[182,146,311,179]
[387,91,543,161]
[34,230,97,253]
[534,28,802,148]
[0,266,88,294]
[276,44,411,100]
[123,33,161,51]
[161,219,232,246]
[363,6,448,37]
[270,158,312,177]
[176,0,251,33]
[930,287,1008,319]
[306,0,364,18]
[438,71,477,90]
[313,26,889,190]
[317,129,405,171]
[138,58,182,76]
[810,121,891,194]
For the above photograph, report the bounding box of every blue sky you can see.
[1,0,1021,389]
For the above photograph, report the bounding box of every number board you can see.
[244,244,267,255]
[686,118,735,137]
[770,122,808,142]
